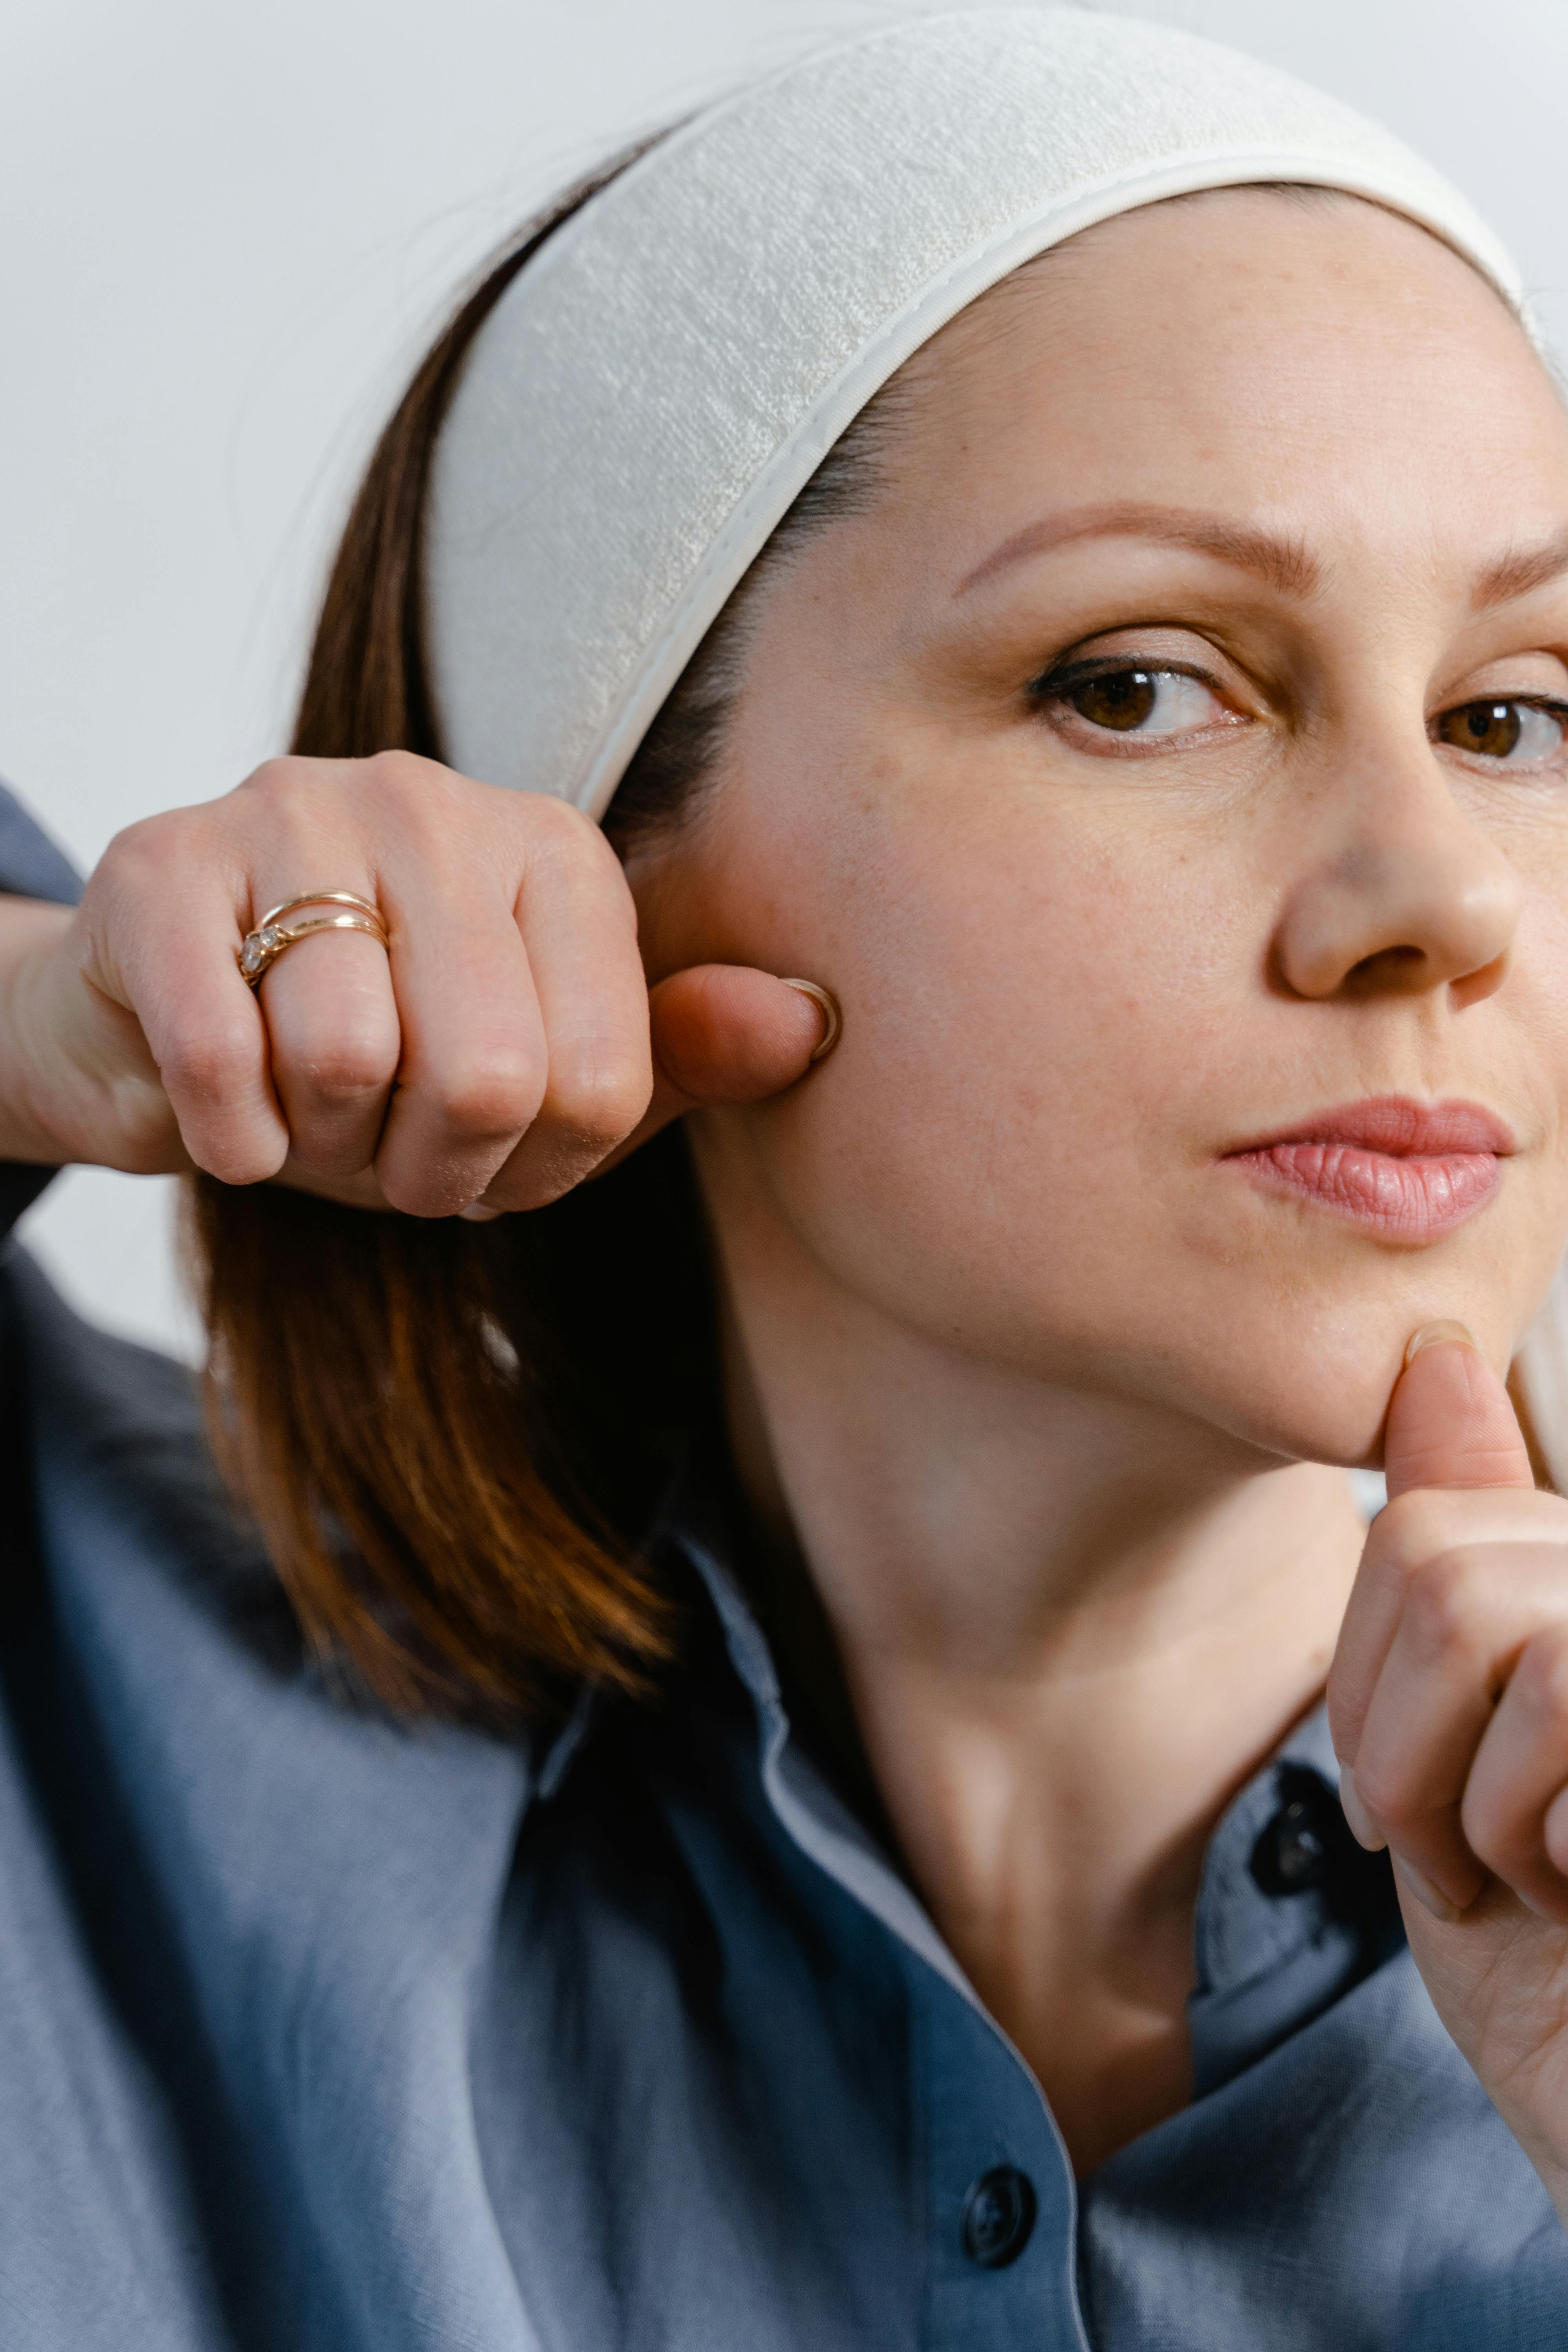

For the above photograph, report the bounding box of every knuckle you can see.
[1402,1549,1492,1665]
[486,1171,565,1215]
[1375,1488,1468,1571]
[94,809,200,904]
[1460,1785,1521,1877]
[1461,1817,1507,1878]
[428,1049,543,1142]
[501,1167,590,1214]
[1324,1683,1359,1762]
[1512,1626,1568,1720]
[544,1042,652,1149]
[198,1139,286,1188]
[485,1127,615,1214]
[1353,1762,1420,1837]
[358,747,430,804]
[294,1042,397,1106]
[525,789,597,852]
[354,751,496,862]
[236,754,333,837]
[1347,1753,1397,1824]
[160,1019,256,1107]
[374,1174,436,1220]
[521,792,624,885]
[242,754,301,797]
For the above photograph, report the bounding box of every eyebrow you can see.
[954,499,1568,617]
[1471,526,1568,610]
[953,501,1322,600]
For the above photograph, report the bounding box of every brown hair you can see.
[191,142,891,1724]
[194,174,1391,1721]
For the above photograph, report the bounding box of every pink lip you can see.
[1223,1096,1515,1241]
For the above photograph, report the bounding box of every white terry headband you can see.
[425,7,1522,822]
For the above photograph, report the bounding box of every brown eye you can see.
[1068,670,1158,731]
[1039,664,1229,742]
[1439,701,1523,759]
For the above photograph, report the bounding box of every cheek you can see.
[722,785,1568,1462]
[751,792,1247,1339]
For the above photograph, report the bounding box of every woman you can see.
[3,9,1568,2343]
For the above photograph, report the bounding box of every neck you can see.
[704,1138,1366,2172]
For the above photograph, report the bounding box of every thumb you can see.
[648,964,836,1105]
[1383,1321,1534,1499]
[592,963,837,1178]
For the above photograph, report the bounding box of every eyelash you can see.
[1025,654,1210,704]
[1025,656,1568,764]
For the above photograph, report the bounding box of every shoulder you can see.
[2,1242,538,2033]
[0,1247,544,2338]
[4,1243,535,1838]
[5,1241,298,1657]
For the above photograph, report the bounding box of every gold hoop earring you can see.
[780,978,842,1063]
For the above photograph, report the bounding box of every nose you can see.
[1273,751,1523,1002]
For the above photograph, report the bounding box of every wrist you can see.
[0,899,88,1163]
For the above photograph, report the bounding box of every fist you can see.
[0,753,837,1216]
[1330,1324,1568,2207]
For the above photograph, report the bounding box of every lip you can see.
[1221,1096,1515,1242]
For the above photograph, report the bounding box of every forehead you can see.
[885,189,1568,543]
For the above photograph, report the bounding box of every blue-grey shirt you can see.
[2,781,1565,2349]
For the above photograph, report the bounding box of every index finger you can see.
[97,894,287,1184]
[471,809,654,1211]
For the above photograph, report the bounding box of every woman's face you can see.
[637,190,1568,1469]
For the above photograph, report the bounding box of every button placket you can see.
[915,1966,1091,2349]
[961,2166,1038,2268]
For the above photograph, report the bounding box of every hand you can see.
[1330,1323,1568,2213]
[0,753,833,1215]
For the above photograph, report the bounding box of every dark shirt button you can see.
[960,2165,1037,2268]
[1250,1795,1328,1896]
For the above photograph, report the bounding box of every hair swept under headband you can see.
[423,7,1520,822]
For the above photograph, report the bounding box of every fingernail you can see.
[1404,1319,1479,1369]
[1391,1856,1468,1925]
[779,978,842,1064]
[1338,1767,1388,1853]
[458,1201,503,1223]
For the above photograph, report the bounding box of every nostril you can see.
[1345,943,1424,993]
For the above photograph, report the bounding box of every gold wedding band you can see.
[237,891,390,988]
[780,978,842,1063]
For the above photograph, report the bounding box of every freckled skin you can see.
[629,193,1568,2174]
[18,185,1568,2187]
[638,193,1568,1471]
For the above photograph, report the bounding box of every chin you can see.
[1149,1290,1524,1474]
[1167,1360,1398,1473]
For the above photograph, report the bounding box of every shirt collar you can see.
[538,1474,1403,2097]
[1188,1697,1402,2096]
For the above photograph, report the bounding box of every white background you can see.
[4,0,1566,1360]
